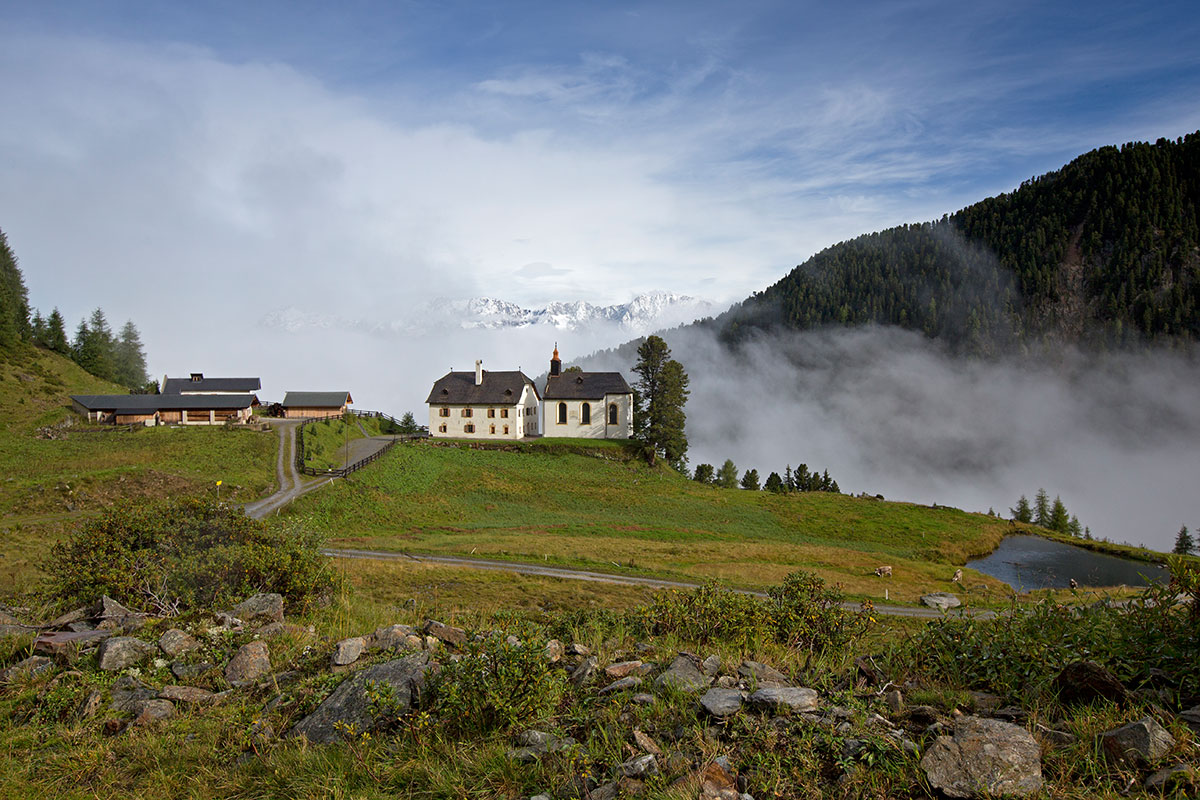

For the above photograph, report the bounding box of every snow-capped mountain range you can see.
[261,292,714,336]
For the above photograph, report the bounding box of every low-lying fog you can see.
[237,315,1199,554]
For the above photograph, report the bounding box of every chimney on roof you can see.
[475,359,483,386]
[550,344,561,377]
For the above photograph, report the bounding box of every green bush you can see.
[44,498,334,614]
[767,571,869,655]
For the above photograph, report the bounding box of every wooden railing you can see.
[293,411,427,478]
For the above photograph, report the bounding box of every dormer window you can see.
[190,373,203,382]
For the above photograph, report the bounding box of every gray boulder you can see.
[920,715,1043,798]
[290,653,430,744]
[423,619,467,647]
[1100,716,1175,767]
[232,593,284,625]
[656,654,711,692]
[921,592,962,610]
[158,629,201,658]
[110,675,157,712]
[570,656,599,686]
[598,676,643,695]
[97,636,155,671]
[158,685,215,704]
[332,637,366,666]
[224,641,271,685]
[737,660,789,687]
[1053,660,1127,706]
[620,754,658,778]
[372,624,416,651]
[747,687,819,713]
[1145,764,1196,793]
[1180,704,1200,733]
[700,688,744,718]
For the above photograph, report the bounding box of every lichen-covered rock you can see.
[224,641,271,685]
[605,660,644,679]
[700,688,744,718]
[1100,716,1175,767]
[332,637,365,666]
[232,593,284,625]
[97,636,155,671]
[656,654,711,692]
[158,629,201,658]
[620,753,658,778]
[423,619,466,647]
[747,687,819,713]
[920,716,1043,798]
[158,685,215,704]
[131,699,175,725]
[737,660,789,687]
[290,653,430,745]
[920,592,961,611]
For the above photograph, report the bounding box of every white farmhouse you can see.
[426,360,540,439]
[541,347,633,439]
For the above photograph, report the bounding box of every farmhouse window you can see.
[488,408,495,418]
[438,424,447,433]
[503,425,509,434]
[461,408,472,417]
[464,423,475,433]
[490,424,496,434]
[439,408,450,417]
[501,408,508,418]
[581,403,591,424]
[608,403,618,425]
[557,402,567,424]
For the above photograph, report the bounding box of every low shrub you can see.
[44,498,335,614]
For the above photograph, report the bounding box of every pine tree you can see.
[45,309,69,354]
[1068,515,1083,538]
[30,311,46,346]
[795,464,811,492]
[693,463,714,484]
[73,309,116,381]
[784,465,794,492]
[1011,495,1033,523]
[1049,495,1070,533]
[631,335,690,468]
[1175,525,1196,555]
[1033,489,1051,528]
[0,228,31,350]
[716,459,739,489]
[740,468,760,491]
[764,472,784,493]
[112,320,150,389]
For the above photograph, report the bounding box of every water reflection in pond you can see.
[966,535,1169,590]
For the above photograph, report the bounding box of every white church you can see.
[426,347,633,440]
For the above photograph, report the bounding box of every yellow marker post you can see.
[216,480,222,501]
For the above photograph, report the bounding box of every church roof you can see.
[542,372,632,400]
[426,371,538,405]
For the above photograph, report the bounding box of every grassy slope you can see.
[301,414,383,470]
[291,440,1017,604]
[0,344,277,593]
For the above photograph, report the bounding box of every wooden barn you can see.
[280,391,353,419]
[71,394,259,426]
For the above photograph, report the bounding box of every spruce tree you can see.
[631,335,690,469]
[0,228,31,349]
[1175,525,1196,555]
[716,459,739,489]
[45,309,69,354]
[1049,495,1070,533]
[1011,495,1033,523]
[740,468,760,491]
[113,320,150,389]
[784,465,794,492]
[693,463,714,484]
[1068,515,1083,538]
[764,472,784,493]
[1033,489,1051,528]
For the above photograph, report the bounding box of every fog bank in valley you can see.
[585,326,1200,553]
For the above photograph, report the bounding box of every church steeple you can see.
[550,344,561,377]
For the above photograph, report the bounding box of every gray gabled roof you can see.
[72,394,259,411]
[542,372,632,400]
[162,377,261,394]
[426,371,538,405]
[281,391,353,408]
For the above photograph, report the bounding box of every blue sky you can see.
[2,0,1199,346]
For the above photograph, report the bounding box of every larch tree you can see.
[631,335,690,469]
[716,459,739,489]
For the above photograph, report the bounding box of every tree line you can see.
[1010,489,1086,538]
[719,133,1200,352]
[0,228,151,390]
[692,459,840,494]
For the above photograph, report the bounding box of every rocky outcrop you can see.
[290,653,430,745]
[700,688,744,718]
[158,629,201,658]
[224,641,271,685]
[747,687,819,713]
[655,654,711,692]
[920,592,961,610]
[332,637,366,666]
[1100,716,1175,766]
[232,593,284,626]
[97,637,156,672]
[921,716,1043,798]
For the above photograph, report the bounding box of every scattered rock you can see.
[920,715,1043,798]
[747,687,819,714]
[131,699,175,725]
[1053,660,1128,707]
[605,660,644,679]
[1100,716,1175,767]
[700,759,740,800]
[371,624,416,651]
[884,689,904,714]
[599,676,643,695]
[1145,764,1196,793]
[702,654,722,676]
[158,629,201,658]
[45,607,87,631]
[332,637,366,667]
[1179,705,1200,733]
[224,641,271,685]
[34,629,110,658]
[290,653,430,744]
[91,596,135,622]
[543,639,563,663]
[631,692,656,705]
[920,592,961,611]
[172,661,216,680]
[423,619,466,647]
[620,753,658,778]
[633,729,662,755]
[570,656,598,687]
[1034,723,1077,747]
[566,642,590,658]
[700,688,744,718]
[657,654,711,693]
[232,593,284,625]
[158,685,215,704]
[110,675,157,712]
[97,636,155,671]
[737,661,789,687]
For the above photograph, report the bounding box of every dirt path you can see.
[244,421,332,519]
[321,547,990,619]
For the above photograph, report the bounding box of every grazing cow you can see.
[1069,578,1078,589]
[874,565,893,577]
[952,568,963,583]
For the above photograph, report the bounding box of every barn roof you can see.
[281,391,353,408]
[162,376,261,394]
[426,371,538,405]
[72,394,259,411]
[542,372,632,400]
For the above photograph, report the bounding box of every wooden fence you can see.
[293,410,427,478]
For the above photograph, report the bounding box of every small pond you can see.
[966,535,1169,590]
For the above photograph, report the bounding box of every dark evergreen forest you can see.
[718,133,1200,352]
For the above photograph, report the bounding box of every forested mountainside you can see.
[718,133,1200,352]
